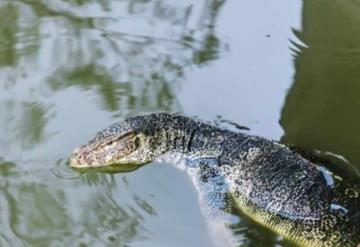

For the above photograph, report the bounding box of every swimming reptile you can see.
[69,113,360,247]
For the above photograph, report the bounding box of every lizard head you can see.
[69,113,182,171]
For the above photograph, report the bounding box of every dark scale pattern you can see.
[71,113,360,247]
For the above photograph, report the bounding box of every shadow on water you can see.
[280,0,360,178]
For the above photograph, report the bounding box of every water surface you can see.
[0,0,359,246]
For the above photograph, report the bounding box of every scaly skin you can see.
[70,113,360,247]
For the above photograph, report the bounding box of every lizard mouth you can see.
[69,132,138,169]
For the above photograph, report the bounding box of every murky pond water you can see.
[0,0,359,246]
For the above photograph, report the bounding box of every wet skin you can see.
[70,113,360,247]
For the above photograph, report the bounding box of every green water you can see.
[0,0,359,246]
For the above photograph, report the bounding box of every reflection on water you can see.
[0,158,153,246]
[280,0,360,177]
[0,4,18,67]
[0,0,227,246]
[280,2,360,244]
[0,0,226,163]
[280,3,360,245]
[0,0,359,245]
